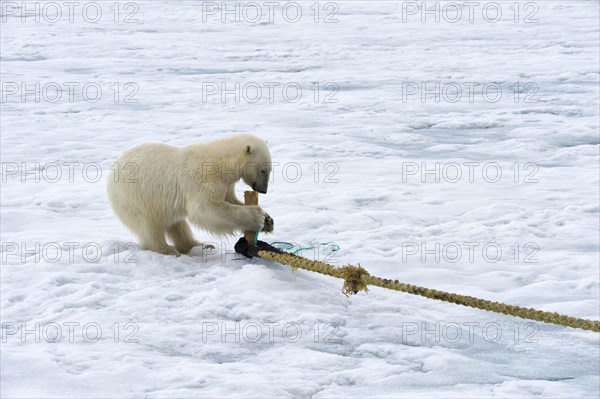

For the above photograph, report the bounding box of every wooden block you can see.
[244,191,259,245]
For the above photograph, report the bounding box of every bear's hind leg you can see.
[138,224,180,256]
[167,220,206,254]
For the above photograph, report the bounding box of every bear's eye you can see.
[261,170,268,175]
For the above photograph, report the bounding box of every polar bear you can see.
[107,134,273,255]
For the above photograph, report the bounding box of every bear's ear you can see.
[246,144,255,155]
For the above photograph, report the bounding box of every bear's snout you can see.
[252,181,268,194]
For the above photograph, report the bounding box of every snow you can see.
[1,0,599,397]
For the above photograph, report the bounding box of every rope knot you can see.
[339,264,370,296]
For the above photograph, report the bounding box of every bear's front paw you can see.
[245,206,266,231]
[262,212,273,233]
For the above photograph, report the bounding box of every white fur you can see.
[107,134,272,255]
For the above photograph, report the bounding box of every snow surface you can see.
[1,0,599,397]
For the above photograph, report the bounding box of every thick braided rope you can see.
[257,250,600,332]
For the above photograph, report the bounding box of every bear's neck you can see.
[219,159,243,184]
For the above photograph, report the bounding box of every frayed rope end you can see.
[340,264,370,297]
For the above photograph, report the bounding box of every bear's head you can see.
[241,137,272,194]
